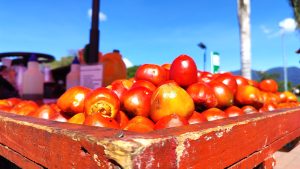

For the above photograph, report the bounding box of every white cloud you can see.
[88,9,107,22]
[122,57,134,68]
[279,18,297,33]
[260,25,272,34]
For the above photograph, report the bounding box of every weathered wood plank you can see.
[0,143,43,169]
[0,108,299,168]
[228,128,300,169]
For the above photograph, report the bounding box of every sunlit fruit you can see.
[150,83,194,122]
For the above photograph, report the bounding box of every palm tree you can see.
[237,0,252,79]
[290,0,300,28]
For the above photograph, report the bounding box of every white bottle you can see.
[66,57,80,89]
[22,54,44,99]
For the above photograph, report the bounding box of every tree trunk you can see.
[238,0,251,79]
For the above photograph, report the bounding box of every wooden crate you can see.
[0,108,300,169]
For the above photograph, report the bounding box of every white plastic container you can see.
[22,55,44,99]
[66,57,80,89]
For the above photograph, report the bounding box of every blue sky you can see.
[1,0,300,72]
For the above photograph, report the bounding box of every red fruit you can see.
[235,76,249,86]
[121,87,152,117]
[235,85,263,109]
[115,111,129,129]
[131,80,156,92]
[154,114,188,130]
[283,91,298,102]
[135,64,168,86]
[186,82,218,111]
[224,106,244,117]
[84,87,120,118]
[259,79,278,93]
[241,105,258,114]
[68,113,85,124]
[188,111,207,124]
[29,104,59,120]
[209,81,234,108]
[259,103,277,113]
[202,108,227,121]
[248,79,259,88]
[109,79,133,99]
[10,100,39,116]
[84,113,120,129]
[198,71,214,83]
[57,86,92,115]
[161,63,171,80]
[150,83,194,122]
[214,73,238,94]
[169,54,198,87]
[124,116,154,133]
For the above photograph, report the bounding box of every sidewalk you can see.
[274,143,300,169]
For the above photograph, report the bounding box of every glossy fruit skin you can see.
[161,63,171,80]
[115,111,129,129]
[283,91,298,102]
[261,92,280,105]
[214,73,238,94]
[235,76,249,86]
[241,105,258,114]
[235,85,263,109]
[154,114,188,130]
[84,87,120,118]
[124,116,154,133]
[259,79,278,93]
[276,92,287,103]
[68,113,85,125]
[202,108,227,121]
[224,106,244,117]
[29,104,58,120]
[6,98,21,107]
[169,54,198,87]
[121,86,152,117]
[108,79,133,99]
[135,64,168,86]
[150,83,194,122]
[131,80,156,92]
[209,81,233,108]
[84,113,120,129]
[10,100,39,116]
[188,111,207,124]
[198,71,214,83]
[248,79,259,88]
[57,86,92,115]
[186,82,218,111]
[259,103,277,113]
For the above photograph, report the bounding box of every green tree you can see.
[47,56,74,69]
[278,81,293,92]
[127,65,140,79]
[290,0,300,28]
[256,71,280,81]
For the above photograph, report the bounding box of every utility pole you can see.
[88,0,100,64]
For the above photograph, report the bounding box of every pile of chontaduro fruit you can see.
[0,54,299,133]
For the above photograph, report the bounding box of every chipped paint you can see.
[216,132,224,138]
[93,154,101,167]
[0,108,299,168]
[204,136,212,141]
[0,115,54,133]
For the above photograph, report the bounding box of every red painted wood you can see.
[0,108,299,168]
[228,128,300,169]
[0,143,43,169]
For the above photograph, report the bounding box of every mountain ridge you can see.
[231,66,300,86]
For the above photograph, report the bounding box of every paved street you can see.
[274,143,300,169]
